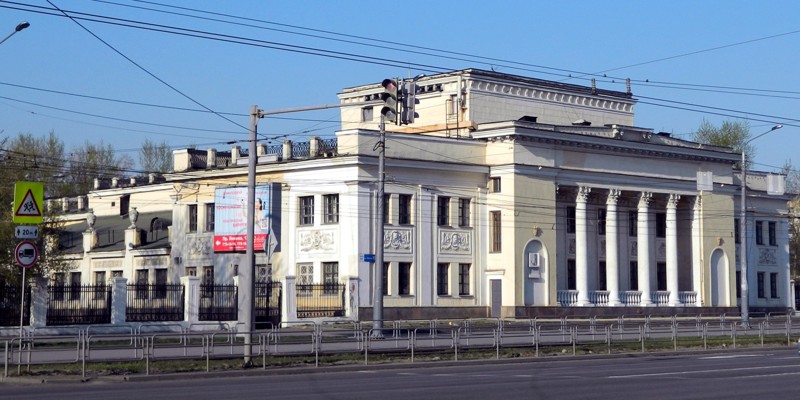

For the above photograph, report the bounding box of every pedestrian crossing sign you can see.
[13,182,44,224]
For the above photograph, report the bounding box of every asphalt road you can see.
[4,348,800,400]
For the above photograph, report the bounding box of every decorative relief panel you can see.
[568,237,576,256]
[630,240,638,258]
[758,248,777,266]
[439,230,471,255]
[188,234,212,257]
[657,240,666,261]
[92,259,122,270]
[298,229,336,254]
[599,239,606,258]
[385,228,412,254]
[135,256,169,268]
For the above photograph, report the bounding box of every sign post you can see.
[14,241,37,357]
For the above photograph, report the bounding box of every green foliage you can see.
[138,138,172,174]
[694,119,754,169]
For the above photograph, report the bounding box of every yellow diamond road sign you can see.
[13,181,44,224]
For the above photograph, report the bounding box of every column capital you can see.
[638,191,653,209]
[667,193,681,209]
[606,189,621,205]
[576,186,592,202]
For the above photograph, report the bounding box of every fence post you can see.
[284,276,297,322]
[110,277,128,325]
[30,276,48,328]
[347,276,360,321]
[181,275,200,323]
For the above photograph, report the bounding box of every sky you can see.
[1,0,799,175]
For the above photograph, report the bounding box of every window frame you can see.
[437,263,449,296]
[489,210,501,253]
[768,221,777,246]
[770,272,779,298]
[757,272,765,298]
[756,221,764,245]
[489,177,501,193]
[398,262,412,296]
[437,196,450,226]
[458,198,470,227]
[629,211,638,237]
[323,194,339,224]
[188,204,198,233]
[597,209,606,236]
[566,206,576,234]
[398,194,412,225]
[458,263,471,296]
[205,203,215,232]
[299,196,314,226]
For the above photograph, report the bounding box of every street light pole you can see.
[739,124,782,326]
[0,22,30,46]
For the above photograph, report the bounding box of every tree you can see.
[65,140,134,195]
[139,138,172,174]
[694,119,754,169]
[783,161,800,283]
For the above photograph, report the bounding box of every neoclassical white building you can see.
[54,69,793,321]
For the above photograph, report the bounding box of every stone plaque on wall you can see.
[439,230,471,255]
[298,229,336,254]
[758,248,777,266]
[385,228,412,254]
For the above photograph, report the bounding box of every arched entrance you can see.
[709,248,729,306]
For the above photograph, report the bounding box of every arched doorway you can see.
[709,248,729,306]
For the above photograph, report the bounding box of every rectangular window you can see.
[757,272,765,298]
[629,261,638,290]
[361,106,373,122]
[770,273,779,298]
[382,262,389,296]
[769,221,777,246]
[656,213,666,238]
[136,269,148,300]
[188,204,198,233]
[437,263,449,296]
[597,209,606,236]
[185,267,197,277]
[735,218,740,244]
[490,211,502,253]
[299,196,314,226]
[398,262,412,295]
[629,211,638,237]
[323,194,339,224]
[458,198,471,227]
[93,271,106,300]
[567,259,576,290]
[205,203,215,232]
[458,263,471,296]
[598,261,607,291]
[566,206,576,234]
[383,194,390,224]
[657,262,667,291]
[736,271,741,298]
[201,266,214,298]
[756,221,764,245]
[489,177,501,193]
[70,272,82,300]
[437,196,450,226]
[297,263,313,296]
[323,262,338,294]
[154,269,167,299]
[120,194,130,217]
[398,194,412,225]
[52,272,65,301]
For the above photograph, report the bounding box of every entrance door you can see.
[490,279,502,318]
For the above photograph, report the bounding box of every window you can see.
[70,272,81,300]
[629,211,638,237]
[657,262,667,291]
[398,194,412,225]
[736,271,741,298]
[770,273,779,298]
[756,221,764,245]
[490,211,502,253]
[735,219,740,244]
[383,194,390,224]
[769,221,777,246]
[458,263,471,296]
[323,262,339,294]
[437,196,450,226]
[489,177,501,193]
[205,203,215,232]
[597,209,606,236]
[757,272,765,298]
[458,198,471,227]
[598,261,607,291]
[93,271,106,300]
[361,106,374,122]
[120,194,130,217]
[566,206,576,234]
[299,196,314,226]
[398,262,412,295]
[437,263,449,296]
[185,267,197,277]
[201,266,214,298]
[382,263,389,296]
[297,263,313,296]
[323,194,339,224]
[447,94,458,117]
[567,259,576,290]
[154,269,167,299]
[136,269,148,300]
[629,261,638,290]
[188,204,198,233]
[52,273,65,301]
[656,213,666,238]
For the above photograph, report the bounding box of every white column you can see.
[667,194,681,306]
[110,276,128,325]
[691,196,703,306]
[576,186,591,306]
[638,192,653,306]
[606,189,621,306]
[181,275,200,323]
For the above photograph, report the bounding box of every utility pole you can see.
[372,114,386,337]
[242,105,259,366]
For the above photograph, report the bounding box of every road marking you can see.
[699,354,767,359]
[740,372,800,379]
[608,365,800,379]
[398,373,418,376]
[514,375,533,378]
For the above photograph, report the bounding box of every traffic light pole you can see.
[372,115,386,337]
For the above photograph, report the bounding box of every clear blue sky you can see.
[1,0,799,174]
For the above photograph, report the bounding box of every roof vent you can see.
[517,116,538,123]
[572,119,591,126]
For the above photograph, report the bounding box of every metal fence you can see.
[296,283,346,318]
[0,283,30,327]
[47,284,112,325]
[199,284,238,321]
[255,281,282,328]
[126,284,185,322]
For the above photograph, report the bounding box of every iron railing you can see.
[47,284,112,325]
[199,284,238,321]
[0,283,30,327]
[126,284,185,322]
[296,283,346,318]
[255,281,282,328]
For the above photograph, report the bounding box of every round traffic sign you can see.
[15,241,38,268]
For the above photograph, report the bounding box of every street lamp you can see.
[740,124,783,325]
[0,22,30,46]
